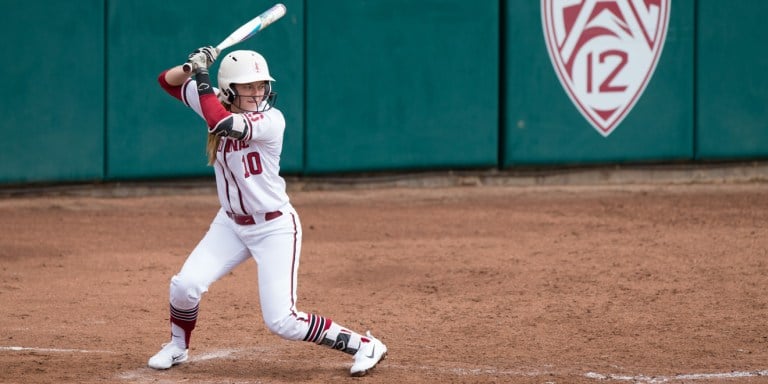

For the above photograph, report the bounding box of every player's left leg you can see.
[246,208,387,376]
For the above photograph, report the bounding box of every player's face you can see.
[232,81,268,111]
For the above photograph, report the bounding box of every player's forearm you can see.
[164,65,193,86]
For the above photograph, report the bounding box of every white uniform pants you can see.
[168,205,310,341]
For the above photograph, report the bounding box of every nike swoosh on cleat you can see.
[366,345,376,359]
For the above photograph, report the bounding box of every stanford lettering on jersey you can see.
[219,139,251,154]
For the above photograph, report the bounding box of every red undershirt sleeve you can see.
[198,93,231,129]
[157,70,182,101]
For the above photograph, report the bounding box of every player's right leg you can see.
[247,210,387,376]
[148,209,250,369]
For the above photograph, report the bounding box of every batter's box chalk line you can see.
[585,370,768,383]
[0,346,115,354]
[191,348,241,361]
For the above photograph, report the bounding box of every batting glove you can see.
[185,46,219,73]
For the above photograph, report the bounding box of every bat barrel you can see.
[215,3,287,51]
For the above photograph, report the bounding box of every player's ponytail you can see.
[206,134,220,166]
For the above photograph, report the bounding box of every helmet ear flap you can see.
[224,87,237,103]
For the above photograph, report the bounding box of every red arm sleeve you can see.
[199,93,231,129]
[158,70,183,101]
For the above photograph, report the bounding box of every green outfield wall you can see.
[0,1,105,183]
[0,1,766,185]
[304,0,499,173]
[696,1,768,160]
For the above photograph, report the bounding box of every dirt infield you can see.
[1,181,767,383]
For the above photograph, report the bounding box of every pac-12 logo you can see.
[542,0,670,137]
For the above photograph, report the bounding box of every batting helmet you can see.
[217,50,276,107]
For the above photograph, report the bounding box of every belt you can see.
[226,210,283,225]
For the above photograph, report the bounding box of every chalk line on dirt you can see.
[585,370,768,383]
[0,346,115,354]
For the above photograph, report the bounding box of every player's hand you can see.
[193,46,219,66]
[184,46,219,73]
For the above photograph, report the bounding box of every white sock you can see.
[171,323,187,349]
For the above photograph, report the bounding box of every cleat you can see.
[148,343,188,370]
[350,331,387,377]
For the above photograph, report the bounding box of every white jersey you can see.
[181,79,290,215]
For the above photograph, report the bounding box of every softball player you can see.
[147,47,387,377]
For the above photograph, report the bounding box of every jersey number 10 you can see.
[242,152,263,178]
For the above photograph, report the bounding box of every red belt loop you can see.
[226,211,283,225]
